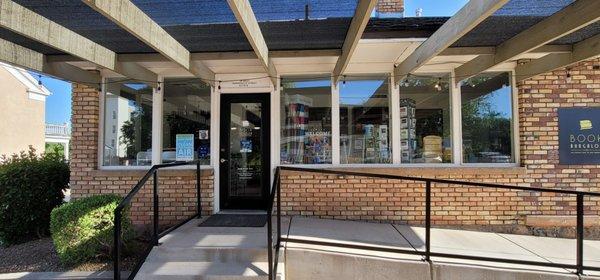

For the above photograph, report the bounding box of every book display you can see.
[341,124,390,164]
[400,98,417,162]
[281,94,332,164]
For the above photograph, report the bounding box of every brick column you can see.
[70,83,100,199]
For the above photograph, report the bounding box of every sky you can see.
[404,0,469,17]
[40,75,72,124]
[42,0,468,125]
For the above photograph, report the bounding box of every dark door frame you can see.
[219,93,271,210]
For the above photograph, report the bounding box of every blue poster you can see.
[558,108,600,164]
[176,134,194,161]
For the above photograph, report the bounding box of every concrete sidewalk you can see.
[284,217,600,278]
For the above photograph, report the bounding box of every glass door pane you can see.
[228,102,263,198]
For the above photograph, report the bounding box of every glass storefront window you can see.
[162,78,211,164]
[280,78,332,164]
[399,74,452,164]
[103,80,153,166]
[461,72,513,163]
[340,76,391,164]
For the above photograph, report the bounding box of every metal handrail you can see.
[266,167,281,280]
[266,166,600,278]
[114,160,202,280]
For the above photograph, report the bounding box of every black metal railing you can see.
[266,167,282,280]
[266,166,600,279]
[113,160,202,280]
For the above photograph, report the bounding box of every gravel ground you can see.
[0,238,137,273]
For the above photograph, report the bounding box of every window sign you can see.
[176,134,195,161]
[559,108,600,164]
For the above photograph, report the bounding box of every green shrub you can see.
[50,194,134,265]
[0,147,69,245]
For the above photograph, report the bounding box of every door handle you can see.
[220,158,227,163]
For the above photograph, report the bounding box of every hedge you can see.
[0,148,69,245]
[50,194,134,265]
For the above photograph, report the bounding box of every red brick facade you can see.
[70,59,599,233]
[70,83,214,227]
[278,59,600,232]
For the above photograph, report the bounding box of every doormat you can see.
[198,214,267,227]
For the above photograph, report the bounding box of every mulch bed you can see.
[0,238,138,273]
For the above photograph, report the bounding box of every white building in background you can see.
[0,62,51,157]
[45,123,71,158]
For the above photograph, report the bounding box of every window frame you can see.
[279,75,335,165]
[98,77,156,170]
[336,74,394,165]
[396,72,454,165]
[97,70,520,170]
[456,70,520,167]
[160,77,212,167]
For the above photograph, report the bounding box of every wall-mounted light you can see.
[566,68,572,83]
[434,77,442,91]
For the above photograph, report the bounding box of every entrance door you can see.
[220,94,270,210]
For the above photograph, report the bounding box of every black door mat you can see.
[199,214,267,227]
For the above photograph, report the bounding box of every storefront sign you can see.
[558,108,600,164]
[176,134,194,161]
[220,77,271,90]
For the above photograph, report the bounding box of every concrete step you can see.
[145,246,268,263]
[134,261,282,280]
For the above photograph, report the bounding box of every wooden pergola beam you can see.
[438,45,573,56]
[0,0,156,84]
[455,0,600,81]
[515,34,600,82]
[0,0,115,69]
[226,0,277,88]
[0,37,101,84]
[83,0,215,85]
[0,36,43,71]
[43,61,101,85]
[394,0,509,83]
[332,0,378,85]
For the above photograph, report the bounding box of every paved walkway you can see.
[285,217,600,277]
[133,216,600,279]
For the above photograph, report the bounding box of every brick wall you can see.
[70,83,214,227]
[279,59,600,232]
[376,0,404,13]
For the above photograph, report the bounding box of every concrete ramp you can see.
[282,217,600,280]
[134,218,286,280]
[132,216,600,280]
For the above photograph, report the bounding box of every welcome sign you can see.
[558,108,600,164]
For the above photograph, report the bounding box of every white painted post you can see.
[390,74,401,164]
[97,77,106,168]
[210,83,220,213]
[151,76,164,165]
[510,70,520,164]
[331,77,341,165]
[450,70,462,164]
[271,76,281,183]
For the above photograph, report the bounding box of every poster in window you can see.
[176,134,194,161]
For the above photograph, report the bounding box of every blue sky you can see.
[41,75,72,124]
[404,0,469,17]
[42,1,467,125]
